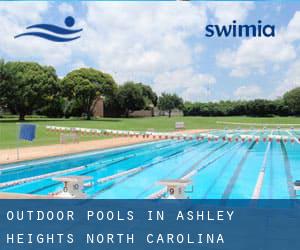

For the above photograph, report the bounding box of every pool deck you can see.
[0,192,54,199]
[0,129,206,165]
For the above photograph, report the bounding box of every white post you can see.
[16,123,20,160]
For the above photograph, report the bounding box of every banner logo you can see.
[14,16,82,42]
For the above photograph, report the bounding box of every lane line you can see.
[29,140,197,194]
[91,141,205,198]
[0,165,87,189]
[280,141,295,198]
[202,143,246,199]
[147,143,241,199]
[222,142,256,199]
[251,130,274,199]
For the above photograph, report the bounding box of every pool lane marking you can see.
[182,130,259,180]
[0,165,88,189]
[137,142,229,199]
[91,141,205,198]
[148,130,259,199]
[179,142,229,177]
[27,140,197,195]
[0,140,177,176]
[251,142,271,199]
[30,151,144,194]
[34,143,197,194]
[81,140,196,176]
[0,141,161,178]
[251,130,274,199]
[148,142,242,199]
[0,139,164,172]
[280,141,295,198]
[93,166,144,184]
[269,142,274,198]
[147,142,236,199]
[181,143,240,180]
[32,166,145,195]
[88,141,187,184]
[202,142,247,199]
[222,141,256,199]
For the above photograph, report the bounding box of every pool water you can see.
[0,130,299,199]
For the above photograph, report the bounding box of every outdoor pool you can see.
[0,129,299,199]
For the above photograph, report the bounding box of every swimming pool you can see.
[0,129,299,199]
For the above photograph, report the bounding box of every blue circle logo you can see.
[65,16,75,27]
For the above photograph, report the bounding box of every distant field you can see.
[1,116,300,149]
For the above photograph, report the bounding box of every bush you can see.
[183,99,287,117]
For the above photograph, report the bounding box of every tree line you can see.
[0,60,299,120]
[0,60,183,120]
[184,89,300,117]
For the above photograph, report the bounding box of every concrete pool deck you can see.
[0,129,206,165]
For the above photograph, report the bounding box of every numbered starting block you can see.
[294,180,300,196]
[158,179,192,199]
[53,176,91,199]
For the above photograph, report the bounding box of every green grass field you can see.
[1,116,300,149]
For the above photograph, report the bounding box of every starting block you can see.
[158,179,192,199]
[53,176,91,199]
[294,180,300,196]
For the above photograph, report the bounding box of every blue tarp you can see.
[19,123,36,141]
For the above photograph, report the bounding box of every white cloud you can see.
[4,1,298,102]
[216,11,300,78]
[78,2,207,83]
[153,68,216,101]
[217,33,296,77]
[234,85,262,100]
[273,60,300,98]
[58,3,74,15]
[71,61,88,70]
[0,2,213,93]
[0,2,48,23]
[286,11,300,42]
[193,44,204,55]
[0,2,78,67]
[207,2,255,24]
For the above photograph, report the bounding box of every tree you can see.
[158,93,183,117]
[283,87,300,115]
[61,68,117,120]
[117,82,146,117]
[0,59,9,109]
[138,83,158,107]
[0,61,59,121]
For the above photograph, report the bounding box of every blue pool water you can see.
[0,130,299,199]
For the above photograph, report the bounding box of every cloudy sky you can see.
[1,1,300,102]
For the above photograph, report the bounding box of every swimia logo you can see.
[14,16,83,42]
[205,20,275,38]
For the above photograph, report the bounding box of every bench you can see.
[175,122,185,130]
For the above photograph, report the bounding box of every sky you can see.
[0,1,300,102]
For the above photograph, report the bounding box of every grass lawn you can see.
[1,116,300,149]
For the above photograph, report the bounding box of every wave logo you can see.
[14,16,82,42]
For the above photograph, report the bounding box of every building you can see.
[91,96,104,117]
